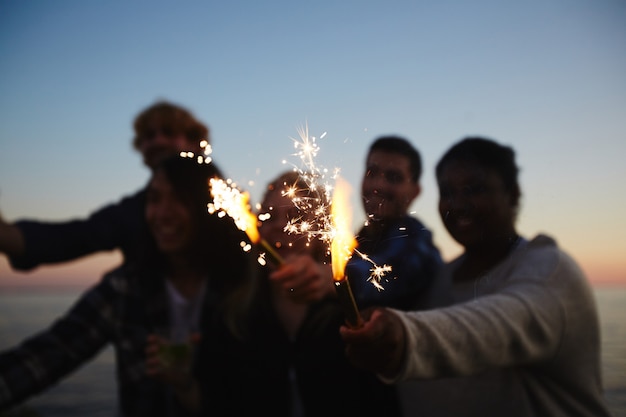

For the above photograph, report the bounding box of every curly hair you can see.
[132,100,210,150]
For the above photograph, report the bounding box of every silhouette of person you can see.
[0,100,211,271]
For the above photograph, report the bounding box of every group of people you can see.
[0,100,612,416]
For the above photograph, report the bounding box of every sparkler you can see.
[281,123,336,250]
[178,141,284,265]
[284,123,392,291]
[330,177,362,328]
[180,139,214,164]
[352,249,392,292]
[207,177,285,266]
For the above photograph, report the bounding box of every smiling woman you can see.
[0,156,258,416]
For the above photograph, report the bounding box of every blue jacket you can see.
[346,215,443,311]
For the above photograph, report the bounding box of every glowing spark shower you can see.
[280,123,336,251]
[207,177,284,266]
[197,124,391,287]
[351,250,392,291]
[283,123,392,289]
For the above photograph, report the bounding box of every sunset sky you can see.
[1,0,625,287]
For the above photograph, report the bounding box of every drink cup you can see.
[156,327,193,370]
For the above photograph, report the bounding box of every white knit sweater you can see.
[385,234,611,417]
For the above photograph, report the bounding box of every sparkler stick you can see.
[258,238,285,267]
[330,177,362,328]
[208,178,285,266]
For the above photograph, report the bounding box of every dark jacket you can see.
[11,189,146,270]
[346,215,443,311]
[197,268,402,417]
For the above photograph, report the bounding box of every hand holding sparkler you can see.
[339,307,406,378]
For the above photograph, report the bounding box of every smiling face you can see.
[361,150,420,221]
[145,170,195,256]
[437,159,517,250]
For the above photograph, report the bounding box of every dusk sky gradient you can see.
[1,0,625,287]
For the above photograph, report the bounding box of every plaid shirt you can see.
[0,264,202,416]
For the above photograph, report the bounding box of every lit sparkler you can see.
[207,177,284,266]
[284,123,392,289]
[330,177,362,328]
[352,250,392,291]
[281,123,336,250]
[179,139,214,164]
[180,141,284,265]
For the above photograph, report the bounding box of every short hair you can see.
[367,136,422,183]
[132,100,210,150]
[436,136,520,201]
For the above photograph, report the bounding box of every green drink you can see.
[159,342,191,368]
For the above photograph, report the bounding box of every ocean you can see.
[0,286,624,417]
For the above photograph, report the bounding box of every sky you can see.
[1,0,625,288]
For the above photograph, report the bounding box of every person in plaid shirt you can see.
[0,156,257,416]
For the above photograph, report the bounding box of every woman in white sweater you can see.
[340,137,612,417]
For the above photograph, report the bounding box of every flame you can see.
[284,123,390,289]
[207,178,259,243]
[330,177,357,282]
[207,177,285,265]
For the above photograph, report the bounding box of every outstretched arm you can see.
[4,190,144,271]
[0,212,25,259]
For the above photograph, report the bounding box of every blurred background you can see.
[0,1,625,414]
